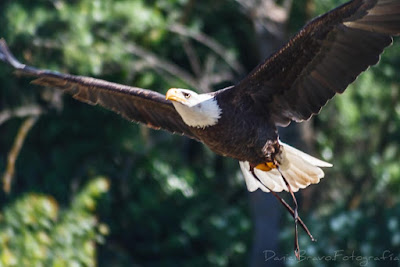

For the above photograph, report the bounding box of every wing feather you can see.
[0,39,197,140]
[223,0,400,126]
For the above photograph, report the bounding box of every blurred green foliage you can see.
[0,0,251,266]
[1,0,400,266]
[0,177,109,266]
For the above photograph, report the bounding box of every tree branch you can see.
[3,115,39,193]
[0,105,43,126]
[125,43,200,89]
[168,24,245,75]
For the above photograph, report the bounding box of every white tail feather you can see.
[240,142,332,193]
[240,161,269,192]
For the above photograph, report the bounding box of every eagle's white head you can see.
[166,88,222,128]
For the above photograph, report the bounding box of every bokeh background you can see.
[1,0,400,266]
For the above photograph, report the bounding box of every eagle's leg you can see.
[267,188,315,242]
[277,168,300,259]
[249,166,315,243]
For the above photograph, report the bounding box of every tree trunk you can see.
[243,1,309,266]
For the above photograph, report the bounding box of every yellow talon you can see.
[255,162,277,172]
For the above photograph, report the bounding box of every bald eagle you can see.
[1,0,400,258]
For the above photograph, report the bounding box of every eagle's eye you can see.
[183,92,191,99]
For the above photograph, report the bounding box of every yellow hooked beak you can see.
[165,88,187,103]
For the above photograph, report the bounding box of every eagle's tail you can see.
[239,142,332,193]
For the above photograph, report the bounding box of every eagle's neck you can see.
[172,97,222,128]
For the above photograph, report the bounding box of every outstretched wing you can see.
[0,39,198,140]
[226,0,400,126]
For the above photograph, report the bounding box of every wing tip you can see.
[0,39,26,70]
